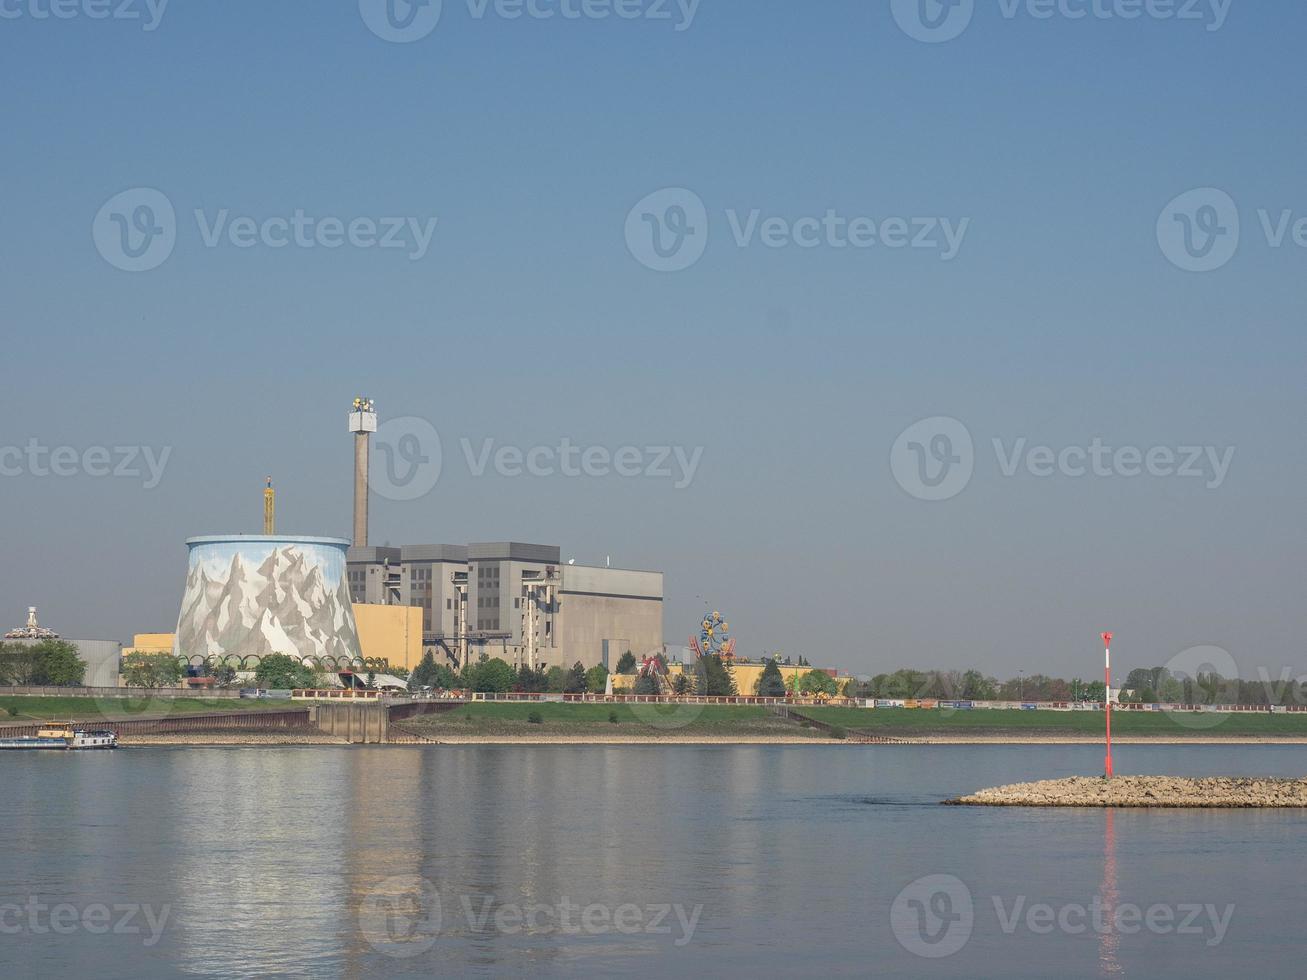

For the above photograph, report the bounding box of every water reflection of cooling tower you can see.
[174,535,362,664]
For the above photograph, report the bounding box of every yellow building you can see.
[127,633,176,656]
[613,660,844,695]
[352,603,423,673]
[126,604,421,673]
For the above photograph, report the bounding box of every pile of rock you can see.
[947,775,1307,808]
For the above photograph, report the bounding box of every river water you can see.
[2,744,1305,978]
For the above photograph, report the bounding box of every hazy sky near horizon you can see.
[2,0,1304,682]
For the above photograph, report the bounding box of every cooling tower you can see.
[174,535,363,666]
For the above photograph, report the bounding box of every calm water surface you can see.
[3,744,1306,978]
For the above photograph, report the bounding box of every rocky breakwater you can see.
[947,776,1307,808]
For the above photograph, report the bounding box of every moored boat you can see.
[0,725,118,750]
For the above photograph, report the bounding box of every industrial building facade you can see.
[346,542,663,672]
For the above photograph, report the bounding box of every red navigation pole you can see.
[1101,632,1114,779]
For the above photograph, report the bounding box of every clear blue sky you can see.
[2,1,1304,682]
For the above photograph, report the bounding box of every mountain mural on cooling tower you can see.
[176,544,361,663]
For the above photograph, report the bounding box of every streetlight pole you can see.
[1101,632,1114,779]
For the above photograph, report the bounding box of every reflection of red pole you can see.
[1102,632,1114,779]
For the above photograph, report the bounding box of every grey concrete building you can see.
[346,541,663,672]
[7,637,122,688]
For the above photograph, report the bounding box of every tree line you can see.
[0,640,87,686]
[1117,666,1305,707]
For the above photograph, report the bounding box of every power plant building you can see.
[347,543,663,672]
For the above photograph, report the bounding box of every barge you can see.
[0,726,118,750]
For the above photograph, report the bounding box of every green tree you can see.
[1123,668,1153,697]
[756,659,787,697]
[798,669,838,696]
[515,664,549,693]
[585,663,609,694]
[845,678,875,699]
[122,652,184,689]
[30,640,87,686]
[564,661,588,694]
[960,669,998,700]
[0,642,34,684]
[408,651,438,691]
[0,640,88,686]
[671,673,692,696]
[254,654,316,690]
[470,658,515,693]
[695,655,737,696]
[545,665,567,693]
[615,651,638,675]
[633,673,660,695]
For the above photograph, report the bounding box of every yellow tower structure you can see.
[263,476,275,535]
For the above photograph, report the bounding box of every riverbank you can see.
[109,732,1307,746]
[948,775,1307,807]
[121,732,349,745]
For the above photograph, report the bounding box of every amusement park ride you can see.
[629,611,737,694]
[690,611,736,662]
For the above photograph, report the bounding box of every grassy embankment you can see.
[406,703,1307,739]
[0,696,301,723]
[792,706,1307,738]
[401,702,827,738]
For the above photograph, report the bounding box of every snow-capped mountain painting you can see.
[174,537,362,664]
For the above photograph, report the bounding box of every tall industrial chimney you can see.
[348,397,377,547]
